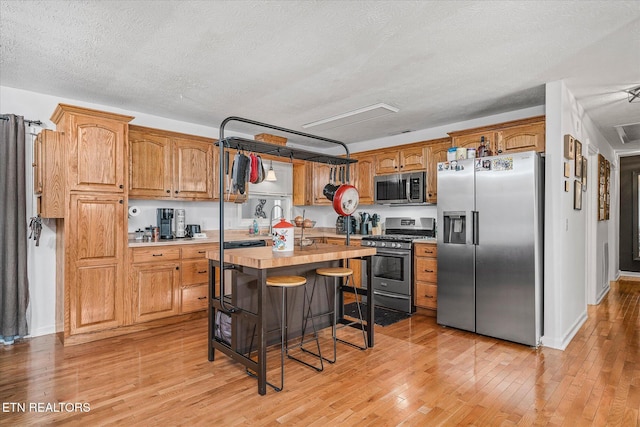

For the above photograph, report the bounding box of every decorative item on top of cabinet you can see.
[448,116,545,155]
[414,242,438,313]
[128,125,214,200]
[375,146,426,175]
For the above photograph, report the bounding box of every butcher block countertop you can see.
[206,244,376,269]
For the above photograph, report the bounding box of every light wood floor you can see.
[1,279,638,426]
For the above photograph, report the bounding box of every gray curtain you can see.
[0,114,29,344]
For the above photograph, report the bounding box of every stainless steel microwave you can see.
[374,172,426,205]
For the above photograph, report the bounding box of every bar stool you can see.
[264,275,318,392]
[301,266,367,364]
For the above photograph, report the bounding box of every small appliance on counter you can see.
[336,215,356,235]
[157,208,174,239]
[186,224,201,238]
[175,209,186,238]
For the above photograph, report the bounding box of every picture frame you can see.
[563,134,575,160]
[564,162,571,178]
[565,180,570,192]
[575,155,583,178]
[574,180,582,210]
[581,157,587,191]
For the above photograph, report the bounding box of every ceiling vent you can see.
[615,122,640,144]
[302,103,399,131]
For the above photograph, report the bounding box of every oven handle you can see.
[374,290,410,300]
[374,249,411,257]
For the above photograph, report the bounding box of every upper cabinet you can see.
[425,139,452,204]
[33,129,65,218]
[376,146,426,175]
[353,153,375,205]
[128,125,214,200]
[51,104,133,194]
[449,116,545,156]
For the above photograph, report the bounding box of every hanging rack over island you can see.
[208,116,374,395]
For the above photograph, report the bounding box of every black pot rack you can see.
[215,116,357,314]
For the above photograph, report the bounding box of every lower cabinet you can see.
[413,242,438,311]
[129,244,217,324]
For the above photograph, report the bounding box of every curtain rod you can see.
[0,114,43,126]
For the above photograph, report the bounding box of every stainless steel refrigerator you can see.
[436,151,544,346]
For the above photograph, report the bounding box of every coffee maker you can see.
[157,208,174,239]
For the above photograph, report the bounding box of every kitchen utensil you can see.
[323,164,339,201]
[186,224,201,238]
[332,184,359,216]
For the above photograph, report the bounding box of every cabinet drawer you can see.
[181,283,208,313]
[182,259,209,286]
[182,244,217,259]
[132,247,181,264]
[415,258,437,282]
[414,244,437,257]
[415,282,437,309]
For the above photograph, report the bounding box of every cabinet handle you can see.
[176,266,180,270]
[119,200,123,204]
[166,190,170,193]
[119,184,124,189]
[152,254,163,257]
[425,295,434,298]
[197,296,207,300]
[424,269,434,273]
[198,251,206,254]
[197,270,207,274]
[423,250,433,254]
[175,190,179,194]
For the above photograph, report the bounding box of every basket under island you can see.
[206,243,376,395]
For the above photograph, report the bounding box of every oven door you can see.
[371,248,413,312]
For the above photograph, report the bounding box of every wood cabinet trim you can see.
[447,115,545,138]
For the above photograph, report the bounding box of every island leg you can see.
[257,268,267,395]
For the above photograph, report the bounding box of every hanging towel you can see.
[249,153,259,183]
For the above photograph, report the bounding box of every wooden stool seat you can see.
[315,267,353,278]
[266,275,307,287]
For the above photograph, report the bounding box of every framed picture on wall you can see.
[574,180,582,210]
[575,140,583,173]
[563,134,575,160]
[564,162,571,178]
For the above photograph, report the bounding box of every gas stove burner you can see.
[362,235,415,242]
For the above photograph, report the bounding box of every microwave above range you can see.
[374,171,426,205]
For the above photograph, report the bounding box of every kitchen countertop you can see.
[206,243,376,270]
[127,228,366,247]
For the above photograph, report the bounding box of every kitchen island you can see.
[206,243,376,395]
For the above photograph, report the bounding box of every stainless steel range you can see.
[361,217,436,313]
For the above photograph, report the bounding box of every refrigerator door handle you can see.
[472,210,479,245]
[406,179,411,203]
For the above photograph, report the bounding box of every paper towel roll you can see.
[128,206,140,217]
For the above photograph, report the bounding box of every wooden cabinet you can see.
[52,104,131,193]
[33,129,65,218]
[449,116,545,156]
[311,162,333,205]
[128,125,214,200]
[130,247,181,323]
[376,146,426,174]
[496,122,545,154]
[180,244,215,313]
[353,154,375,205]
[67,193,126,334]
[425,139,452,204]
[292,160,311,206]
[413,242,437,311]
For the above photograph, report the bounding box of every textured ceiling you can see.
[1,1,639,152]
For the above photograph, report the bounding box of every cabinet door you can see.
[131,262,181,323]
[426,141,451,204]
[376,150,400,174]
[37,130,65,218]
[312,163,332,205]
[452,131,498,155]
[399,146,426,171]
[129,129,172,198]
[69,114,127,192]
[354,155,374,205]
[496,122,545,154]
[292,161,311,206]
[173,138,213,199]
[68,194,124,334]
